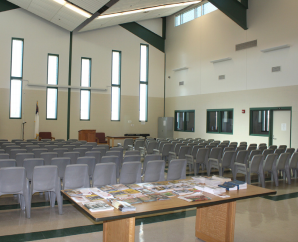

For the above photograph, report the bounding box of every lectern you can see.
[78,130,96,142]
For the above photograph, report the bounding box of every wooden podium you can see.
[78,130,96,142]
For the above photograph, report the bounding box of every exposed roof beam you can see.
[208,0,248,30]
[0,0,19,13]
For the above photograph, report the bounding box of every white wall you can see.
[165,0,298,147]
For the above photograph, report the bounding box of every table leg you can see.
[195,202,236,242]
[112,138,115,147]
[103,217,135,242]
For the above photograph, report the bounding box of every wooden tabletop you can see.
[62,185,276,222]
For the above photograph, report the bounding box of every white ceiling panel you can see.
[8,0,32,9]
[68,0,110,14]
[27,0,62,21]
[51,6,87,31]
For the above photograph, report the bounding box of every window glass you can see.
[48,55,58,85]
[140,45,148,83]
[251,110,269,135]
[175,15,181,26]
[221,111,233,133]
[111,86,120,121]
[208,111,218,132]
[182,8,195,24]
[112,51,120,85]
[11,39,23,78]
[176,112,184,131]
[203,2,218,15]
[139,44,148,121]
[81,58,91,87]
[80,90,90,120]
[10,79,22,118]
[175,111,195,132]
[139,83,147,121]
[47,88,58,119]
[195,6,202,18]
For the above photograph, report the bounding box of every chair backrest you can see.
[55,139,65,142]
[63,152,80,164]
[110,147,124,164]
[9,149,27,159]
[247,146,257,153]
[262,149,274,159]
[50,157,71,179]
[52,148,68,157]
[269,145,277,151]
[44,145,58,152]
[167,159,187,180]
[173,143,184,155]
[289,152,298,169]
[247,150,262,162]
[23,158,44,180]
[37,142,50,148]
[20,143,33,149]
[119,161,142,184]
[0,167,27,195]
[224,147,235,153]
[144,160,165,182]
[32,148,48,158]
[0,159,16,168]
[105,151,121,177]
[258,146,267,151]
[161,143,172,156]
[230,142,238,146]
[123,139,134,150]
[235,150,249,164]
[80,145,93,151]
[0,153,9,160]
[101,155,118,164]
[54,142,67,148]
[274,148,285,157]
[63,145,75,152]
[40,152,58,165]
[190,145,200,158]
[146,141,158,154]
[235,146,246,154]
[76,156,96,177]
[92,147,107,156]
[209,147,222,160]
[263,153,278,172]
[222,151,236,167]
[178,146,190,159]
[87,142,97,147]
[276,153,290,170]
[5,145,21,154]
[125,150,140,156]
[195,148,209,164]
[142,154,162,175]
[85,151,102,163]
[0,149,4,153]
[123,155,141,163]
[73,148,88,157]
[92,163,116,187]
[63,164,90,189]
[239,142,247,146]
[32,165,58,192]
[97,144,110,151]
[25,145,40,153]
[68,139,78,142]
[249,154,265,174]
[286,148,295,155]
[134,140,145,151]
[279,145,287,150]
[16,153,34,167]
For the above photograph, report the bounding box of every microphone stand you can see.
[22,122,26,141]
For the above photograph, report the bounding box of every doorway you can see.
[272,110,291,147]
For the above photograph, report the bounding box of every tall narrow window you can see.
[47,54,58,119]
[139,44,148,122]
[111,51,121,121]
[10,38,24,119]
[80,58,91,120]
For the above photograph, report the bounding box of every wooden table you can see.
[62,185,276,242]
[106,136,141,148]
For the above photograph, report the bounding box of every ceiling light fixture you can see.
[53,0,92,18]
[96,1,201,19]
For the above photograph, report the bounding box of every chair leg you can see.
[272,170,279,186]
[246,171,251,184]
[50,191,56,207]
[259,172,265,188]
[207,163,211,176]
[285,168,291,185]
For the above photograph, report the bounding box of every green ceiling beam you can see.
[208,0,248,30]
[120,22,165,52]
[0,0,19,12]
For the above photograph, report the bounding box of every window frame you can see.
[80,57,91,121]
[139,44,149,122]
[46,53,59,120]
[111,50,121,121]
[206,109,234,134]
[174,110,195,132]
[9,38,24,119]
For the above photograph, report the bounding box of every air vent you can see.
[236,40,257,51]
[219,75,225,80]
[179,81,184,86]
[272,66,281,72]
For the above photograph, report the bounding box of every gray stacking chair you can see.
[258,146,267,152]
[26,139,38,142]
[232,150,249,177]
[154,143,172,162]
[166,159,187,181]
[119,161,142,184]
[106,151,121,177]
[224,147,236,153]
[274,153,291,186]
[5,145,21,154]
[0,159,16,168]
[287,152,298,178]
[50,157,71,183]
[68,139,78,142]
[171,143,184,155]
[262,149,274,159]
[77,156,96,178]
[53,148,68,157]
[230,142,238,146]
[101,155,118,165]
[169,145,189,162]
[143,160,165,182]
[247,145,257,153]
[235,146,246,154]
[0,153,9,160]
[240,142,247,146]
[62,145,75,152]
[54,142,66,148]
[25,145,40,153]
[1,143,15,149]
[20,143,33,149]
[71,142,81,148]
[0,149,5,153]
[123,139,134,151]
[263,153,279,185]
[279,145,287,150]
[63,164,90,189]
[123,155,141,163]
[30,166,63,217]
[125,150,140,156]
[87,142,97,147]
[269,145,277,151]
[110,147,124,165]
[63,152,80,164]
[44,145,58,152]
[285,148,295,155]
[55,139,65,142]
[85,151,102,164]
[134,140,145,151]
[0,167,30,218]
[208,151,236,176]
[16,153,34,167]
[247,150,262,164]
[23,158,44,181]
[92,163,117,187]
[92,147,106,156]
[37,142,50,148]
[208,147,222,160]
[32,148,48,158]
[274,148,285,158]
[193,148,209,176]
[9,149,27,159]
[40,152,58,165]
[185,145,200,172]
[97,144,110,151]
[41,139,52,142]
[142,154,162,175]
[80,145,93,151]
[142,141,157,155]
[73,148,88,157]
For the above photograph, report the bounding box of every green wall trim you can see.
[241,0,248,9]
[67,32,73,140]
[162,17,166,39]
[208,0,248,30]
[120,22,165,52]
[0,0,19,13]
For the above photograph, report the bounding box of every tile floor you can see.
[0,175,297,242]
